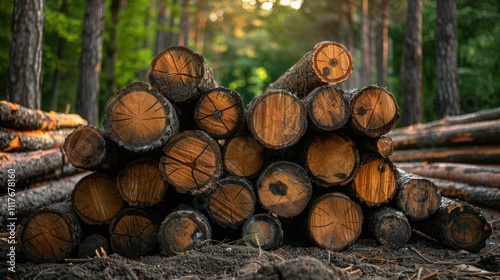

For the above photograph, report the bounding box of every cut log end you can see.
[303,85,349,131]
[396,171,442,220]
[308,193,363,251]
[367,207,411,249]
[222,134,266,178]
[242,214,283,250]
[312,41,354,84]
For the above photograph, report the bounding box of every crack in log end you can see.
[269,181,288,196]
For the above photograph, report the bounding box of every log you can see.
[159,130,223,195]
[354,135,394,158]
[256,161,312,218]
[390,145,500,164]
[395,170,442,220]
[0,128,70,152]
[411,197,492,252]
[222,134,266,178]
[266,41,353,98]
[364,207,411,249]
[78,234,110,258]
[157,206,212,256]
[148,45,217,103]
[0,172,90,231]
[349,154,398,207]
[242,213,283,250]
[206,177,256,229]
[307,192,363,251]
[18,201,82,263]
[0,100,87,130]
[0,147,82,188]
[303,132,359,187]
[71,172,126,225]
[194,87,245,139]
[429,178,500,210]
[117,158,168,207]
[302,85,349,131]
[388,119,500,150]
[347,85,400,138]
[397,162,500,188]
[109,208,158,259]
[103,82,179,153]
[246,89,307,149]
[63,125,119,170]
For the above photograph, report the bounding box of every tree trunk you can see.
[360,0,370,85]
[18,201,82,263]
[155,0,167,54]
[105,0,122,99]
[246,89,307,149]
[302,85,349,131]
[206,177,256,229]
[401,0,423,126]
[430,178,500,210]
[159,130,223,195]
[436,0,460,118]
[391,145,500,164]
[51,0,68,110]
[266,41,353,98]
[193,0,207,53]
[377,0,389,87]
[364,207,411,249]
[194,87,245,139]
[411,197,492,252]
[242,214,283,251]
[7,0,44,109]
[307,192,363,251]
[103,82,179,153]
[109,208,158,259]
[256,161,312,218]
[177,0,191,46]
[76,0,106,126]
[149,45,218,103]
[222,134,266,178]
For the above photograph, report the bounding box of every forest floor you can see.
[7,207,500,280]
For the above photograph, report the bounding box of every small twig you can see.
[419,271,438,280]
[408,246,480,265]
[416,267,423,280]
[349,269,361,275]
[340,266,353,272]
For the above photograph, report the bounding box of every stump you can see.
[242,214,283,250]
[222,134,266,178]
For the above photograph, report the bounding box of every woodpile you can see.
[10,42,493,263]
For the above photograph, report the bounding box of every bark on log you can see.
[388,119,500,150]
[256,161,312,218]
[157,206,212,256]
[71,172,126,225]
[307,192,363,251]
[222,134,266,178]
[0,128,70,152]
[354,135,394,158]
[390,145,500,164]
[160,130,223,195]
[397,162,500,188]
[396,169,442,220]
[349,154,398,207]
[206,177,256,228]
[0,147,82,188]
[18,201,82,263]
[148,45,217,103]
[78,234,110,258]
[411,197,492,252]
[302,85,349,131]
[364,206,411,249]
[109,208,158,259]
[246,89,307,149]
[302,132,359,187]
[428,178,500,210]
[103,82,179,153]
[0,172,90,231]
[0,100,87,130]
[63,125,119,170]
[242,213,283,251]
[194,87,245,139]
[117,158,168,207]
[347,86,400,138]
[266,41,353,98]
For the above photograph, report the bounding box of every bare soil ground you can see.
[5,207,500,280]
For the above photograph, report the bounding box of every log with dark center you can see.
[242,213,283,250]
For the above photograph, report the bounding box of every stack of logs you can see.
[14,42,493,263]
[0,102,89,229]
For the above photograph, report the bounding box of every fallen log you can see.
[390,145,500,164]
[149,45,217,103]
[222,134,266,178]
[103,82,179,153]
[302,85,349,131]
[242,213,283,250]
[266,41,353,98]
[411,197,492,252]
[0,128,69,152]
[0,100,87,130]
[388,119,500,150]
[364,206,411,249]
[0,172,90,231]
[397,162,500,188]
[18,201,82,263]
